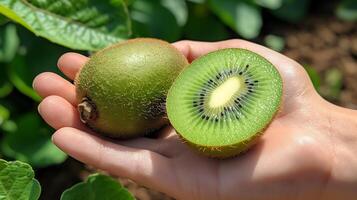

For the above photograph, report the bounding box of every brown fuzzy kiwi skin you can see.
[75,38,188,138]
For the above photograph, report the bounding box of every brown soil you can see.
[283,16,357,109]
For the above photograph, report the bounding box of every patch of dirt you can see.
[283,16,357,109]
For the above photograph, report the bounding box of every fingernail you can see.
[32,78,36,89]
[37,103,42,115]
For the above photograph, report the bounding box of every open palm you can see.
[33,40,357,200]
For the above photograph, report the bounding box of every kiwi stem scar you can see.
[209,76,242,108]
[78,97,98,123]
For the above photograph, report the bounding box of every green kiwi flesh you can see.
[166,48,283,158]
[76,38,188,138]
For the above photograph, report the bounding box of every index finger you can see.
[172,39,300,70]
[57,52,88,80]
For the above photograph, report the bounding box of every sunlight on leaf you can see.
[336,0,357,21]
[209,0,262,39]
[61,173,134,200]
[1,113,67,168]
[0,0,131,51]
[0,159,41,200]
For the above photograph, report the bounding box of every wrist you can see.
[321,103,357,200]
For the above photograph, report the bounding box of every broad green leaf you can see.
[130,0,182,41]
[7,54,41,101]
[0,0,131,51]
[304,65,320,91]
[324,68,343,99]
[336,0,357,21]
[255,0,282,9]
[61,173,134,200]
[161,0,188,26]
[0,104,9,125]
[1,119,16,132]
[0,65,13,98]
[184,4,229,41]
[271,0,309,23]
[264,34,285,52]
[7,27,70,101]
[209,0,262,39]
[0,159,41,200]
[1,112,67,168]
[187,0,206,3]
[0,23,19,62]
[0,14,9,25]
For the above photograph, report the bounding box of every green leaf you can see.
[187,0,206,3]
[61,173,134,200]
[304,65,320,91]
[1,112,67,168]
[271,0,309,23]
[0,14,9,25]
[184,4,230,41]
[209,0,262,39]
[161,0,188,26]
[254,0,283,9]
[0,65,13,98]
[130,0,182,41]
[7,28,70,101]
[0,159,41,200]
[264,34,285,52]
[336,0,357,21]
[0,104,9,126]
[0,0,131,51]
[1,120,16,132]
[0,23,19,62]
[324,68,343,99]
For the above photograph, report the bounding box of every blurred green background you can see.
[0,0,356,199]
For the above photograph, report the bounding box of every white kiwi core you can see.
[209,76,242,108]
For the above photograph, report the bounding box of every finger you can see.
[173,39,311,88]
[38,95,88,131]
[173,39,300,68]
[33,72,77,105]
[53,127,178,196]
[57,52,88,80]
[118,135,183,157]
[38,95,182,157]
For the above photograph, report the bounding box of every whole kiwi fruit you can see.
[75,38,188,138]
[166,48,283,158]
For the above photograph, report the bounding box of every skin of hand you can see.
[33,39,357,200]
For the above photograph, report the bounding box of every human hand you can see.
[33,40,357,200]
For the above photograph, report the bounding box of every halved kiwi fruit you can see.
[166,48,283,158]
